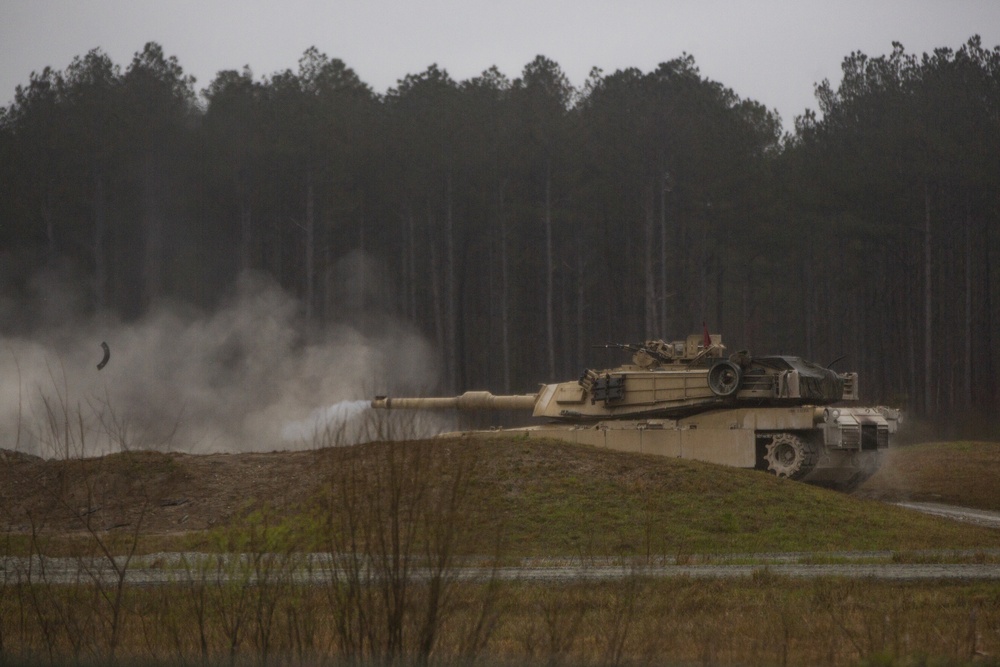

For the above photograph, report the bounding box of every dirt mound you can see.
[0,447,330,535]
[0,449,42,464]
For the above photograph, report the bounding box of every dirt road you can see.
[5,552,1000,585]
[895,502,1000,529]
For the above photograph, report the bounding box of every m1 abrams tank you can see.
[371,333,901,491]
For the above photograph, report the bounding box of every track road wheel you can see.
[763,433,816,480]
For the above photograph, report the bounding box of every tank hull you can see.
[438,405,895,491]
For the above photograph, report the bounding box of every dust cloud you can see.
[279,399,372,443]
[0,267,450,458]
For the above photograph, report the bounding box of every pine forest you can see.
[2,38,999,428]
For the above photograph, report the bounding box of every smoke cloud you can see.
[0,265,449,458]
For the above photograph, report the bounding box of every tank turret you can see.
[371,333,901,491]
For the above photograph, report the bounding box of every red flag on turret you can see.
[702,322,711,348]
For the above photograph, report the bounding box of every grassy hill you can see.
[857,440,1000,511]
[3,436,999,557]
[444,436,1000,556]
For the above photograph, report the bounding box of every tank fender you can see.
[681,406,819,431]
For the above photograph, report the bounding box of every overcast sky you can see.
[2,0,998,131]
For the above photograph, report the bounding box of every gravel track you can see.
[895,502,1000,528]
[7,505,1000,586]
[5,552,1000,585]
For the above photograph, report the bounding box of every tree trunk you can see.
[238,187,252,274]
[446,175,457,391]
[907,259,918,408]
[644,190,657,338]
[141,155,164,309]
[42,182,55,260]
[659,172,669,337]
[715,239,724,339]
[698,217,709,328]
[346,209,364,314]
[923,184,933,415]
[981,209,994,407]
[304,171,315,325]
[498,184,512,393]
[964,199,972,409]
[544,162,555,379]
[429,210,446,387]
[406,210,417,321]
[93,173,107,314]
[743,270,751,349]
[576,234,586,371]
[803,242,814,360]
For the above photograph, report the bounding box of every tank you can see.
[371,333,901,491]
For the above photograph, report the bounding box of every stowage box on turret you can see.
[371,334,901,491]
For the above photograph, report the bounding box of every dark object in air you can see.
[97,342,110,370]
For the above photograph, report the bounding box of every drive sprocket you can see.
[763,432,816,480]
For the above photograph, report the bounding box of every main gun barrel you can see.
[371,391,537,411]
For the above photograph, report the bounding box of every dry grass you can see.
[2,572,1000,666]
